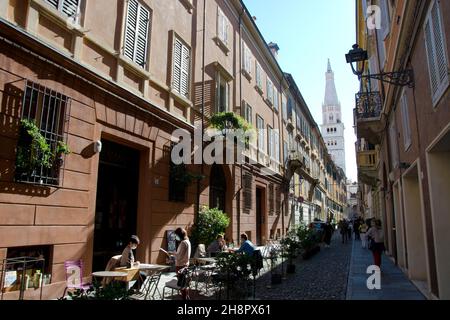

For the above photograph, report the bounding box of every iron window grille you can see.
[16,81,71,186]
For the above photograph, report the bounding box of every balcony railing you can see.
[355,91,382,121]
[357,150,378,169]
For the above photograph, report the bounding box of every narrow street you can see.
[253,233,425,300]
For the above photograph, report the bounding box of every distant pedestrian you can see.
[353,219,361,240]
[323,222,333,248]
[347,220,353,241]
[359,222,368,248]
[367,219,385,268]
[339,220,348,244]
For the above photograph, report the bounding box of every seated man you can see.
[234,233,255,255]
[207,234,227,257]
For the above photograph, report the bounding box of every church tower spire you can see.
[321,59,346,174]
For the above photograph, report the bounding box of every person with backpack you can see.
[366,219,385,268]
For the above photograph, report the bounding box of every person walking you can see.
[359,222,368,248]
[339,220,348,244]
[366,219,385,268]
[323,222,333,248]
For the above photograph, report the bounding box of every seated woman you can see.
[207,234,227,257]
[120,235,140,268]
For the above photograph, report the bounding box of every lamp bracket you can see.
[360,69,415,88]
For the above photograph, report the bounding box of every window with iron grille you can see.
[268,183,274,215]
[16,81,70,186]
[46,0,81,24]
[243,172,252,212]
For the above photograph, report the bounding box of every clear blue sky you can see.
[243,0,359,182]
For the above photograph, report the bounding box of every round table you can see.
[91,271,128,278]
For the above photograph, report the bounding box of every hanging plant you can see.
[209,112,254,134]
[15,119,71,178]
[171,163,204,186]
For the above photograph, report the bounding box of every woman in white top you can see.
[366,219,385,268]
[170,228,191,300]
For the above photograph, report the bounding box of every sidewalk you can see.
[346,239,425,300]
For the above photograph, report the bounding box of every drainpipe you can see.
[237,5,245,246]
[195,0,207,224]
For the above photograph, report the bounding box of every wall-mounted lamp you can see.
[94,140,102,153]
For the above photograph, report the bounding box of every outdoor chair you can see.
[193,244,207,258]
[62,260,91,298]
[130,270,163,300]
[162,266,195,300]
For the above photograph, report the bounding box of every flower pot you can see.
[286,264,296,274]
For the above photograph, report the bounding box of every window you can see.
[400,91,412,150]
[283,141,288,164]
[424,0,449,105]
[169,147,187,202]
[242,42,252,77]
[216,73,230,113]
[46,0,81,23]
[268,126,273,159]
[288,131,294,151]
[282,95,287,120]
[217,7,230,47]
[244,103,253,124]
[16,81,70,186]
[377,0,391,70]
[273,89,279,111]
[266,79,273,105]
[389,120,399,169]
[172,37,191,98]
[287,96,293,119]
[123,0,151,68]
[243,172,252,212]
[255,62,263,91]
[274,130,280,162]
[269,183,274,215]
[257,115,265,152]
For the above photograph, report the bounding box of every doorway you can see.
[256,188,265,245]
[93,140,140,272]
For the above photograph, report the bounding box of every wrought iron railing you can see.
[355,91,382,120]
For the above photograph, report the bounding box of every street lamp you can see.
[345,44,414,88]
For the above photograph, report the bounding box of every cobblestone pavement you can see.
[254,232,352,300]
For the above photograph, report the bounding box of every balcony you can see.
[354,91,384,145]
[356,150,379,186]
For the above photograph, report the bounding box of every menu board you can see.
[166,230,177,253]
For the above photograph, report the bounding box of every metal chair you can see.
[130,270,163,300]
[162,266,195,300]
[62,260,91,298]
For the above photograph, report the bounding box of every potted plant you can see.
[268,247,282,284]
[54,141,71,167]
[297,224,320,260]
[280,231,300,274]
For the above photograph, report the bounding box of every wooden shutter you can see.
[425,1,449,100]
[124,0,138,62]
[135,5,150,67]
[62,0,80,19]
[275,186,281,215]
[181,44,190,98]
[400,93,411,149]
[243,172,253,211]
[274,130,280,162]
[269,183,274,215]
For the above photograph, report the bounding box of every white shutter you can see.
[181,43,190,98]
[172,38,182,94]
[431,1,448,89]
[268,127,273,158]
[135,5,150,67]
[124,0,138,62]
[62,0,80,19]
[256,62,261,88]
[400,93,411,150]
[218,8,224,41]
[425,0,449,102]
[274,131,280,162]
[46,0,59,9]
[273,89,279,110]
